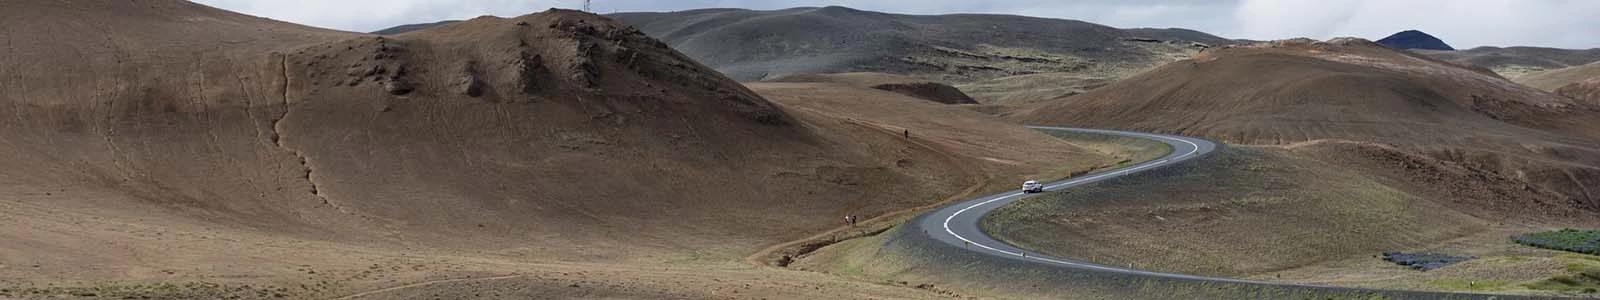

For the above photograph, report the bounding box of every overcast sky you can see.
[195,0,1599,49]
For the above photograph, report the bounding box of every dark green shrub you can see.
[1513,229,1600,255]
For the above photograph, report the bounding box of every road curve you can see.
[911,126,1546,298]
[918,126,1241,281]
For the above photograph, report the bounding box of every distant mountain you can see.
[375,7,1236,83]
[1376,30,1454,50]
[766,72,980,104]
[607,7,1235,82]
[1124,27,1235,46]
[370,20,460,35]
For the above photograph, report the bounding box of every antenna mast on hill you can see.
[583,0,592,12]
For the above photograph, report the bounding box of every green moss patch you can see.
[1513,229,1600,255]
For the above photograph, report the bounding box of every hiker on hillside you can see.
[903,129,909,138]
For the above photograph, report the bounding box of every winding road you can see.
[916,126,1253,281]
[912,127,1549,299]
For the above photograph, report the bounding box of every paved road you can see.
[911,127,1554,298]
[916,126,1255,281]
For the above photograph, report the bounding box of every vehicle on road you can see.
[1022,180,1043,193]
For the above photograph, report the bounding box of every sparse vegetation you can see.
[1514,229,1600,255]
[1424,278,1510,292]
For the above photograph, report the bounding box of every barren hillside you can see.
[0,1,1118,298]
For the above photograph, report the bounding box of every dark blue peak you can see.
[1376,30,1455,51]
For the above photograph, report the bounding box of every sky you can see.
[194,0,1600,49]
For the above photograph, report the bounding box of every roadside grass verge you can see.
[1368,253,1600,296]
[1523,254,1600,294]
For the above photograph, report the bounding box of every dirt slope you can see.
[1009,38,1600,216]
[0,1,1119,298]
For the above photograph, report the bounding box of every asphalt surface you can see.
[910,127,1562,298]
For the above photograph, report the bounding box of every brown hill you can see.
[767,72,979,104]
[1009,38,1600,211]
[0,1,1117,298]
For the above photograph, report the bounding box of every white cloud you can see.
[1224,0,1600,48]
[193,0,1600,49]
